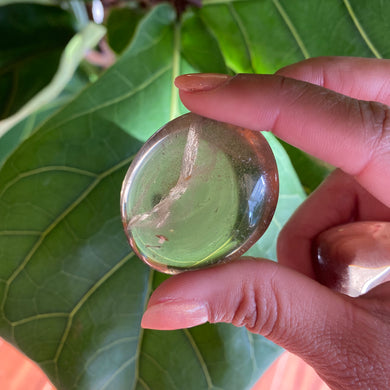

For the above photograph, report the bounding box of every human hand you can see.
[141,57,390,389]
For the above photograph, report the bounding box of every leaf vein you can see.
[71,336,138,390]
[1,154,135,319]
[272,0,310,59]
[246,330,258,374]
[0,166,98,199]
[53,252,135,365]
[112,69,135,89]
[227,2,254,72]
[342,0,382,59]
[131,270,154,390]
[183,328,214,389]
[51,64,171,131]
[138,377,152,390]
[10,312,69,327]
[140,352,180,390]
[99,355,137,390]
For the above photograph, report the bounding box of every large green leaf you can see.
[197,0,389,191]
[199,0,386,74]
[0,5,284,390]
[1,1,390,389]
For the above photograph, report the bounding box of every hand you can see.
[141,57,390,390]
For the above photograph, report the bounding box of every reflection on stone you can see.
[120,113,279,274]
[313,221,390,297]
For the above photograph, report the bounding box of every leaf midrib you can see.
[132,270,154,390]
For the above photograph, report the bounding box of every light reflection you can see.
[345,264,390,297]
[248,176,266,227]
[92,0,104,24]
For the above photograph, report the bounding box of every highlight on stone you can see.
[120,113,279,274]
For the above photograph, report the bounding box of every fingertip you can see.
[141,300,209,330]
[174,73,231,93]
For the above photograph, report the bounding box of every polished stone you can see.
[121,113,279,274]
[313,221,390,297]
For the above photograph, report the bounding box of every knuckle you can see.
[229,282,258,329]
[355,100,390,176]
[364,101,390,144]
[254,276,284,338]
[230,269,286,340]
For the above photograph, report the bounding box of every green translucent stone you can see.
[120,113,278,274]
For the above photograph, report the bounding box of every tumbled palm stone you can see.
[312,221,390,297]
[120,113,278,274]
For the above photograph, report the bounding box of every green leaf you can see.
[197,2,255,73]
[106,6,145,54]
[2,1,390,389]
[0,21,106,136]
[200,0,384,72]
[180,8,228,73]
[0,5,282,390]
[0,115,145,389]
[199,0,388,191]
[0,3,76,120]
[340,0,390,58]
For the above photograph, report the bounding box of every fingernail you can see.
[141,301,209,330]
[174,73,231,92]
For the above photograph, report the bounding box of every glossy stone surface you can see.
[121,113,279,274]
[313,221,390,297]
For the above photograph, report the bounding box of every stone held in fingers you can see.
[313,221,390,297]
[120,113,279,274]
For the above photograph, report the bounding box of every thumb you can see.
[141,259,372,387]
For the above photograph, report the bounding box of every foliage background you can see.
[0,1,388,389]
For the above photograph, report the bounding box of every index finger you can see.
[175,66,390,207]
[276,56,390,105]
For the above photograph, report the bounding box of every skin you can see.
[141,57,390,390]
